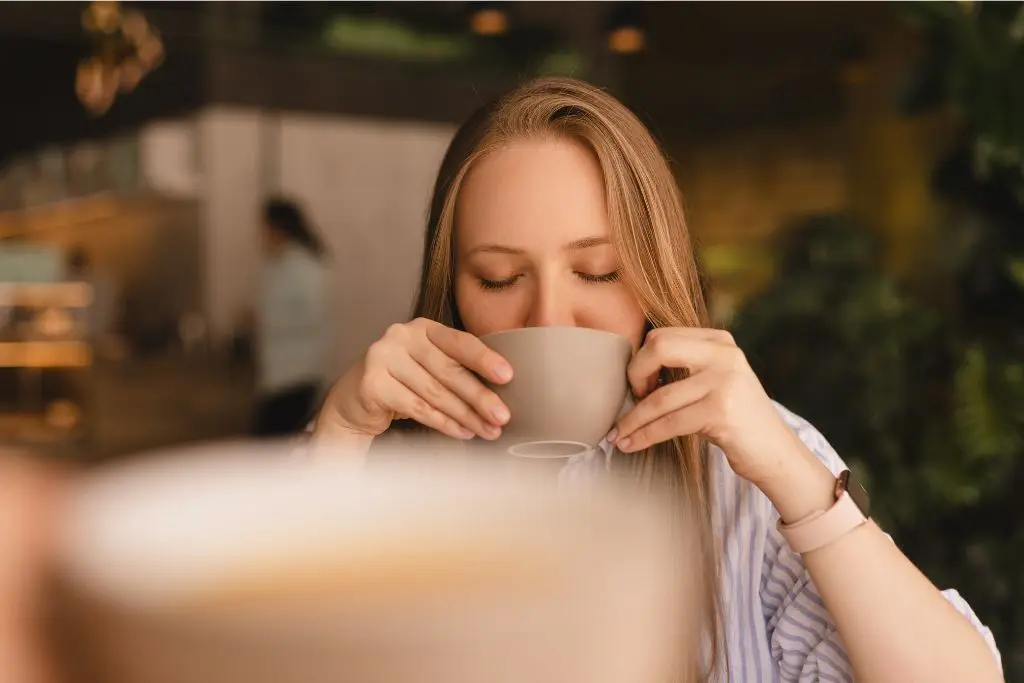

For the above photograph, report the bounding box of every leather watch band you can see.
[777,490,868,554]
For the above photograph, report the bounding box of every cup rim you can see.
[479,325,631,347]
[506,440,592,459]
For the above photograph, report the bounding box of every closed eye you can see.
[477,275,521,291]
[577,271,620,284]
[477,270,619,291]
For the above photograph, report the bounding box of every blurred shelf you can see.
[0,282,93,308]
[0,341,92,368]
[0,413,87,447]
[0,193,124,239]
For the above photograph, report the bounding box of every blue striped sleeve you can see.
[764,405,1002,680]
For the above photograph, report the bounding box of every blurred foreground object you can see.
[0,454,69,683]
[56,441,688,683]
[77,1,164,115]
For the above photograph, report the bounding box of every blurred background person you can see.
[65,245,119,349]
[0,454,68,683]
[250,198,331,438]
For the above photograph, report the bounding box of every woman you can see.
[313,78,1002,682]
[251,198,331,437]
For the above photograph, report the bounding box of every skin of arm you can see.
[758,429,1003,683]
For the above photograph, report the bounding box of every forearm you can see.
[805,520,1000,683]
[759,441,1002,683]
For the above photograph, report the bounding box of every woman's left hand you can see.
[609,327,804,488]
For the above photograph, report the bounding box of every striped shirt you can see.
[564,402,1002,682]
[305,402,1001,681]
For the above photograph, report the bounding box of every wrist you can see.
[312,406,377,454]
[752,429,837,524]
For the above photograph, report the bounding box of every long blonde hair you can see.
[406,77,723,682]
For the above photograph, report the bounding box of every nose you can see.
[524,273,574,328]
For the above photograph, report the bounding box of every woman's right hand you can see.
[320,318,513,441]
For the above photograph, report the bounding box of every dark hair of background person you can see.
[263,197,327,258]
[67,245,90,274]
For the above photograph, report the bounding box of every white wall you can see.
[139,118,201,199]
[276,115,456,374]
[198,108,266,346]
[158,107,455,379]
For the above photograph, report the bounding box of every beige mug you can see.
[479,326,632,457]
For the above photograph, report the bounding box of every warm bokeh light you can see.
[471,8,508,37]
[608,26,644,55]
[75,58,118,116]
[840,62,869,86]
[76,1,163,114]
[81,0,122,34]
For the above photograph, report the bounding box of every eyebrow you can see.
[466,236,610,256]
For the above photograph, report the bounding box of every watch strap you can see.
[777,490,868,554]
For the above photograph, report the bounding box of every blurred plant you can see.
[729,215,954,529]
[730,208,1024,677]
[900,1,1024,202]
[735,4,1024,673]
[314,5,579,77]
[929,137,1024,676]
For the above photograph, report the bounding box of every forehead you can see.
[455,137,611,250]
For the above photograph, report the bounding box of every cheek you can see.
[574,283,647,351]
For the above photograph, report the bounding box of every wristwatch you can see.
[777,469,871,554]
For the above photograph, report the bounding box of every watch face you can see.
[842,470,871,517]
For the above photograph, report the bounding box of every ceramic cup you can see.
[55,441,681,683]
[501,440,596,482]
[479,326,632,457]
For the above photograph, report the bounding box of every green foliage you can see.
[731,210,1024,678]
[901,1,1024,201]
[731,216,952,530]
[734,6,1024,676]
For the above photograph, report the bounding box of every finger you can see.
[611,373,714,444]
[646,326,736,346]
[388,354,501,440]
[410,339,511,428]
[377,371,478,441]
[614,400,713,453]
[628,333,721,397]
[422,321,514,384]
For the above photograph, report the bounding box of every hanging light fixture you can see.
[76,1,164,116]
[470,3,508,37]
[606,4,645,56]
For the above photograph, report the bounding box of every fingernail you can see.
[493,364,513,383]
[482,425,501,440]
[491,404,510,425]
[617,436,632,451]
[605,427,618,443]
[457,426,474,439]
